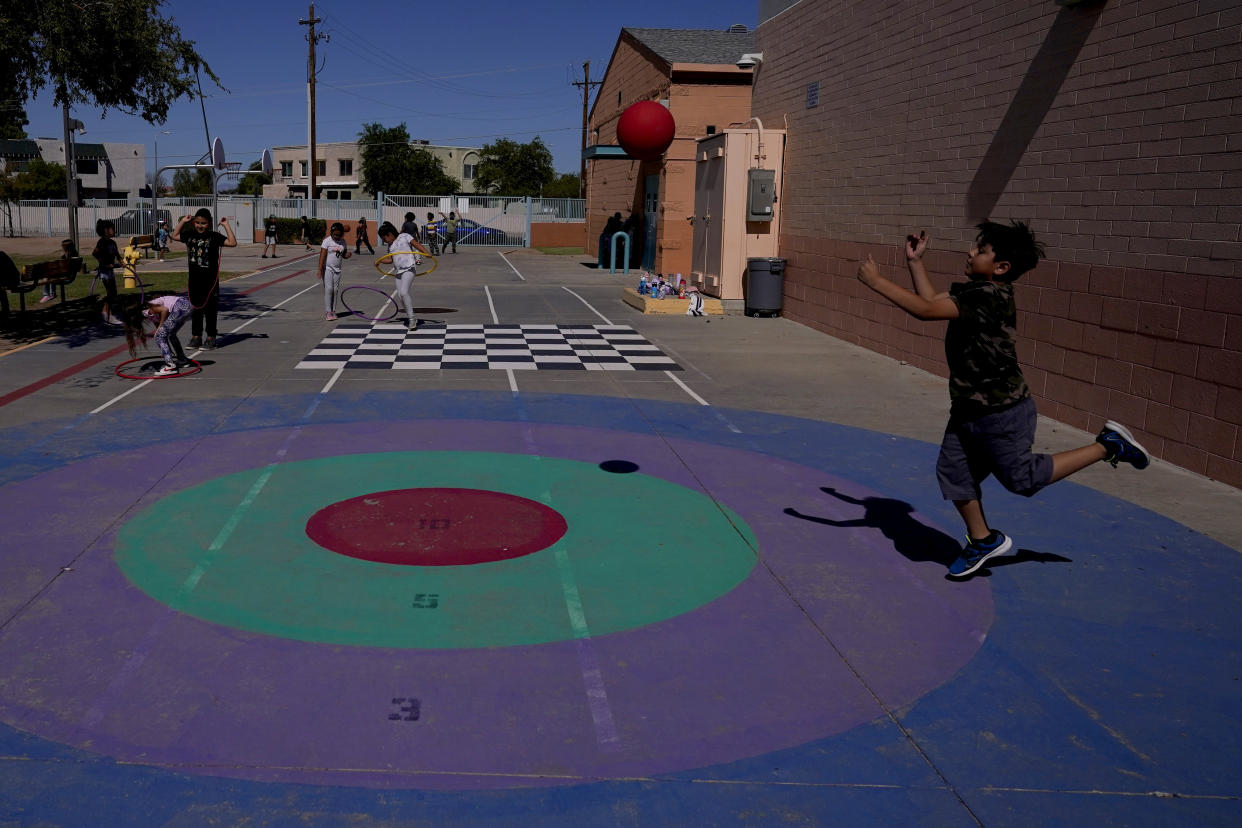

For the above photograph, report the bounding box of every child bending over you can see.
[123,294,194,377]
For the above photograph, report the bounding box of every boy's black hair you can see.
[95,219,114,235]
[194,207,212,221]
[404,212,416,222]
[330,222,345,233]
[975,220,1044,281]
[377,221,398,238]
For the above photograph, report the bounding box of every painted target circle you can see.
[306,487,569,566]
[0,406,993,792]
[114,451,759,648]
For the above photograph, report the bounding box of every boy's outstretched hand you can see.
[906,230,928,260]
[857,255,880,287]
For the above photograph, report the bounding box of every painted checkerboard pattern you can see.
[295,323,683,371]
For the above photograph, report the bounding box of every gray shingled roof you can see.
[623,28,755,66]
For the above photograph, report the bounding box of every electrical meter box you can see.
[746,168,776,221]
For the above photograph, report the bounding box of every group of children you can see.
[107,205,1148,579]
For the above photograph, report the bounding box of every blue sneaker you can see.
[1096,420,1149,469]
[948,530,1013,579]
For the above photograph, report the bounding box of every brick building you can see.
[587,27,754,275]
[751,0,1242,487]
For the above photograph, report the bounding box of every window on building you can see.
[299,160,307,177]
[339,159,353,176]
[280,161,293,177]
[326,190,337,200]
[317,160,326,176]
[462,164,476,180]
[75,159,98,175]
[339,190,352,200]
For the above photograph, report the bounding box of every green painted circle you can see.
[115,451,758,648]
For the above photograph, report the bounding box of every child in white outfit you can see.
[318,221,351,321]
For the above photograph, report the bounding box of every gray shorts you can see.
[936,397,1053,501]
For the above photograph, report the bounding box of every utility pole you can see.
[572,61,602,199]
[299,4,327,210]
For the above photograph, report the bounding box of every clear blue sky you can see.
[22,0,757,180]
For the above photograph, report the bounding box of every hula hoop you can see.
[115,357,202,380]
[374,250,437,278]
[340,285,398,322]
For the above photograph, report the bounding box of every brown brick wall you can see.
[529,222,586,248]
[757,0,1242,488]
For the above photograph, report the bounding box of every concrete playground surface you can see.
[1,243,1240,826]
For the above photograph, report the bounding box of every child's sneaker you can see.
[39,294,54,303]
[1096,420,1149,469]
[325,311,337,321]
[189,336,202,348]
[154,363,178,377]
[205,336,217,350]
[948,530,1013,579]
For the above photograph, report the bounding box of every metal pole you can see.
[61,102,77,251]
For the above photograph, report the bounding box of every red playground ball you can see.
[616,101,676,161]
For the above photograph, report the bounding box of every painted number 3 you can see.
[389,698,421,721]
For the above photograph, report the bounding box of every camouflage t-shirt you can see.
[945,279,1029,416]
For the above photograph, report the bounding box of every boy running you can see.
[857,221,1149,578]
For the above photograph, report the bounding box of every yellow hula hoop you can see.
[374,246,437,278]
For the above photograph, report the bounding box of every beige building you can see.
[586,26,755,276]
[264,140,483,199]
[750,0,1242,487]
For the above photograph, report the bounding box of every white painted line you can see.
[319,366,345,394]
[554,546,621,751]
[90,379,153,414]
[498,251,526,281]
[560,286,612,325]
[229,283,318,334]
[506,367,518,394]
[92,281,319,415]
[485,285,500,323]
[665,370,710,407]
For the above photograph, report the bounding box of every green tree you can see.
[2,1,220,122]
[235,160,272,196]
[542,172,580,199]
[472,137,554,197]
[357,123,459,195]
[12,159,68,199]
[172,167,214,196]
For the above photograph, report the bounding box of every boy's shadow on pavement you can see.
[784,486,1070,574]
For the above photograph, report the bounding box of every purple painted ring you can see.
[0,420,992,790]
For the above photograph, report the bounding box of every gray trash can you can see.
[745,257,786,317]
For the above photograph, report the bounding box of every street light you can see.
[152,130,171,234]
[61,105,86,250]
[154,130,171,195]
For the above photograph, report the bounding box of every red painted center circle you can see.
[305,488,568,566]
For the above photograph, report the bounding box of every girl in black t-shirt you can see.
[174,208,237,349]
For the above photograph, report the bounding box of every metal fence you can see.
[2,195,585,248]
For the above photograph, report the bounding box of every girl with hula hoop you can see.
[376,221,427,329]
[122,295,194,376]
